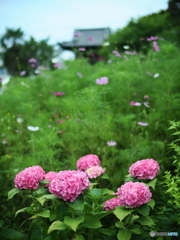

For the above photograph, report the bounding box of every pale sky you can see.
[0,0,168,59]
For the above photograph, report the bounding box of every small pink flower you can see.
[88,36,93,42]
[49,170,90,202]
[14,166,45,190]
[112,50,122,57]
[117,181,152,208]
[137,122,149,126]
[79,48,86,51]
[103,193,122,210]
[19,70,26,76]
[29,58,37,63]
[143,102,150,108]
[76,154,100,171]
[44,171,58,187]
[130,101,141,106]
[96,77,108,85]
[107,141,117,146]
[31,64,36,68]
[85,166,105,179]
[147,36,158,41]
[53,63,61,67]
[57,120,64,124]
[74,32,81,37]
[52,92,65,96]
[144,95,149,99]
[153,41,160,52]
[129,159,160,180]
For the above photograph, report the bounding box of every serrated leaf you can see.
[147,199,155,209]
[8,188,21,200]
[31,210,50,219]
[146,178,157,189]
[47,221,68,234]
[117,229,132,240]
[64,216,84,232]
[136,204,150,216]
[81,216,102,229]
[114,206,134,221]
[137,216,155,226]
[15,207,31,217]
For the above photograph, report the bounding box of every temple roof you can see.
[59,27,110,50]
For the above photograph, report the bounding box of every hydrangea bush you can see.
[8,155,160,240]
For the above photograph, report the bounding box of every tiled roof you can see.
[59,27,110,49]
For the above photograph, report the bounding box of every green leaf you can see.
[31,210,50,219]
[100,173,110,179]
[66,195,84,210]
[40,179,50,184]
[8,188,21,200]
[115,221,125,229]
[117,229,132,240]
[81,216,102,229]
[47,221,68,234]
[0,228,24,239]
[137,216,155,226]
[147,199,155,209]
[36,194,57,205]
[15,207,31,217]
[73,234,85,240]
[101,188,114,195]
[89,188,102,197]
[130,228,141,235]
[146,178,157,189]
[114,206,134,221]
[136,204,150,216]
[98,228,115,236]
[64,216,84,232]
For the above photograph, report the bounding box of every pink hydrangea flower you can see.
[129,158,160,180]
[44,171,58,187]
[85,166,105,179]
[49,170,90,202]
[14,166,45,190]
[76,154,100,171]
[103,193,123,210]
[96,77,108,85]
[117,182,152,208]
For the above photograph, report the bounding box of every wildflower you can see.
[76,154,100,171]
[44,171,58,187]
[27,126,40,131]
[52,92,65,96]
[147,36,158,41]
[96,77,108,85]
[85,166,105,179]
[117,181,152,208]
[137,122,149,126]
[53,63,61,68]
[154,73,160,78]
[57,120,64,124]
[143,102,150,108]
[49,170,90,202]
[103,193,122,210]
[153,41,160,52]
[112,50,122,57]
[31,64,36,68]
[79,48,86,51]
[107,141,117,146]
[129,158,160,180]
[19,70,26,76]
[16,117,23,123]
[144,95,149,99]
[29,58,37,63]
[14,166,45,190]
[130,101,141,106]
[88,36,93,42]
[124,50,137,55]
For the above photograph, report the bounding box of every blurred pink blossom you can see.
[19,70,26,76]
[74,32,81,37]
[144,95,149,99]
[117,181,152,208]
[57,120,64,124]
[85,166,105,179]
[88,36,93,42]
[137,122,149,126]
[96,77,108,85]
[130,101,142,106]
[14,166,45,189]
[79,48,86,51]
[112,50,122,57]
[153,41,160,52]
[52,92,65,96]
[49,170,90,202]
[76,154,100,171]
[147,36,158,41]
[29,58,37,63]
[104,193,122,210]
[124,50,137,55]
[129,159,160,180]
[143,102,150,108]
[107,141,117,146]
[53,63,61,68]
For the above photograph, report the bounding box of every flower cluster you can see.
[76,154,100,171]
[49,170,90,202]
[14,166,45,189]
[85,166,105,179]
[117,182,152,208]
[103,193,122,210]
[44,171,58,187]
[129,159,160,180]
